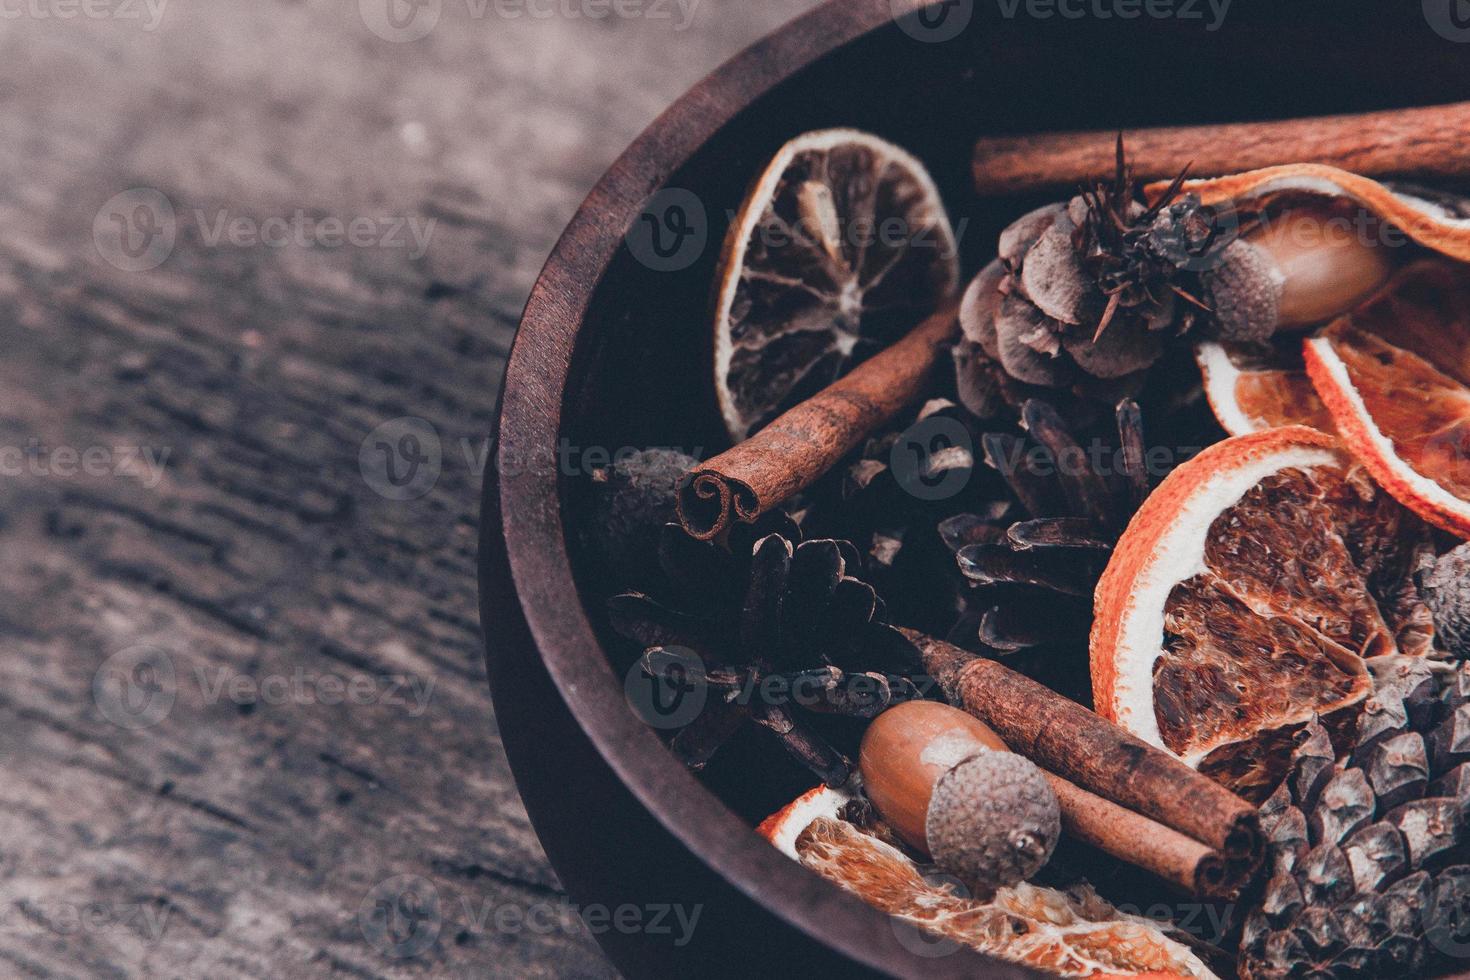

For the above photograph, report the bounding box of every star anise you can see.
[608,513,921,786]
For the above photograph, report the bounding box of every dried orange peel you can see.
[1152,163,1470,537]
[1150,163,1470,263]
[1303,262,1470,537]
[758,787,1214,979]
[1195,339,1336,437]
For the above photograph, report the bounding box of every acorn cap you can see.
[1201,237,1283,343]
[925,751,1060,896]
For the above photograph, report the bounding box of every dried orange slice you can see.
[1303,261,1470,537]
[1092,427,1437,802]
[714,130,959,442]
[758,787,1214,979]
[1195,339,1335,436]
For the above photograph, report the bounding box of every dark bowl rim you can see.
[483,1,1026,976]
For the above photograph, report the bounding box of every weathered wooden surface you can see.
[0,1,817,976]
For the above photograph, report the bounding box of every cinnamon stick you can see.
[903,629,1263,875]
[973,100,1470,197]
[678,300,959,541]
[1043,772,1233,899]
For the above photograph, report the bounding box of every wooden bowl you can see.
[480,2,1470,975]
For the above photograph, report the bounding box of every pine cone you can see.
[955,163,1229,407]
[1242,666,1470,980]
[932,398,1154,704]
[608,513,921,786]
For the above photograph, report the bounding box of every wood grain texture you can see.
[0,1,818,976]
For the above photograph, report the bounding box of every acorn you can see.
[957,155,1403,402]
[858,700,1060,896]
[1202,201,1395,343]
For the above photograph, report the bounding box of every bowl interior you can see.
[502,0,1470,972]
[562,0,1470,818]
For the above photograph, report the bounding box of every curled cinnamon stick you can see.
[678,301,959,540]
[904,629,1263,876]
[1044,773,1232,899]
[973,100,1470,197]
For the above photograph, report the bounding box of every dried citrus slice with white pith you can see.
[1195,338,1336,436]
[757,787,1215,978]
[1303,261,1470,537]
[714,129,959,442]
[1092,427,1436,803]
